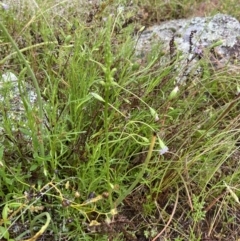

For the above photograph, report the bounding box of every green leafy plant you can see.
[1,0,240,240]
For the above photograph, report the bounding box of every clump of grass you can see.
[1,0,240,240]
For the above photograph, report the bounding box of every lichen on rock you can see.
[136,13,240,82]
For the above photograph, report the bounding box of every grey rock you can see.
[0,72,38,131]
[136,14,240,82]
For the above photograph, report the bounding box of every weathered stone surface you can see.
[136,14,240,82]
[0,72,38,126]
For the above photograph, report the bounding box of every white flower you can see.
[117,5,124,13]
[1,3,9,10]
[159,146,169,155]
[159,139,169,155]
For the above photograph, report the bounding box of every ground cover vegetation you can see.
[0,0,240,240]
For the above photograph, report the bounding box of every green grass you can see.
[0,0,240,240]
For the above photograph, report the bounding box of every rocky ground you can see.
[136,14,240,83]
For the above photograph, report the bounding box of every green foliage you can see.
[0,0,240,240]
